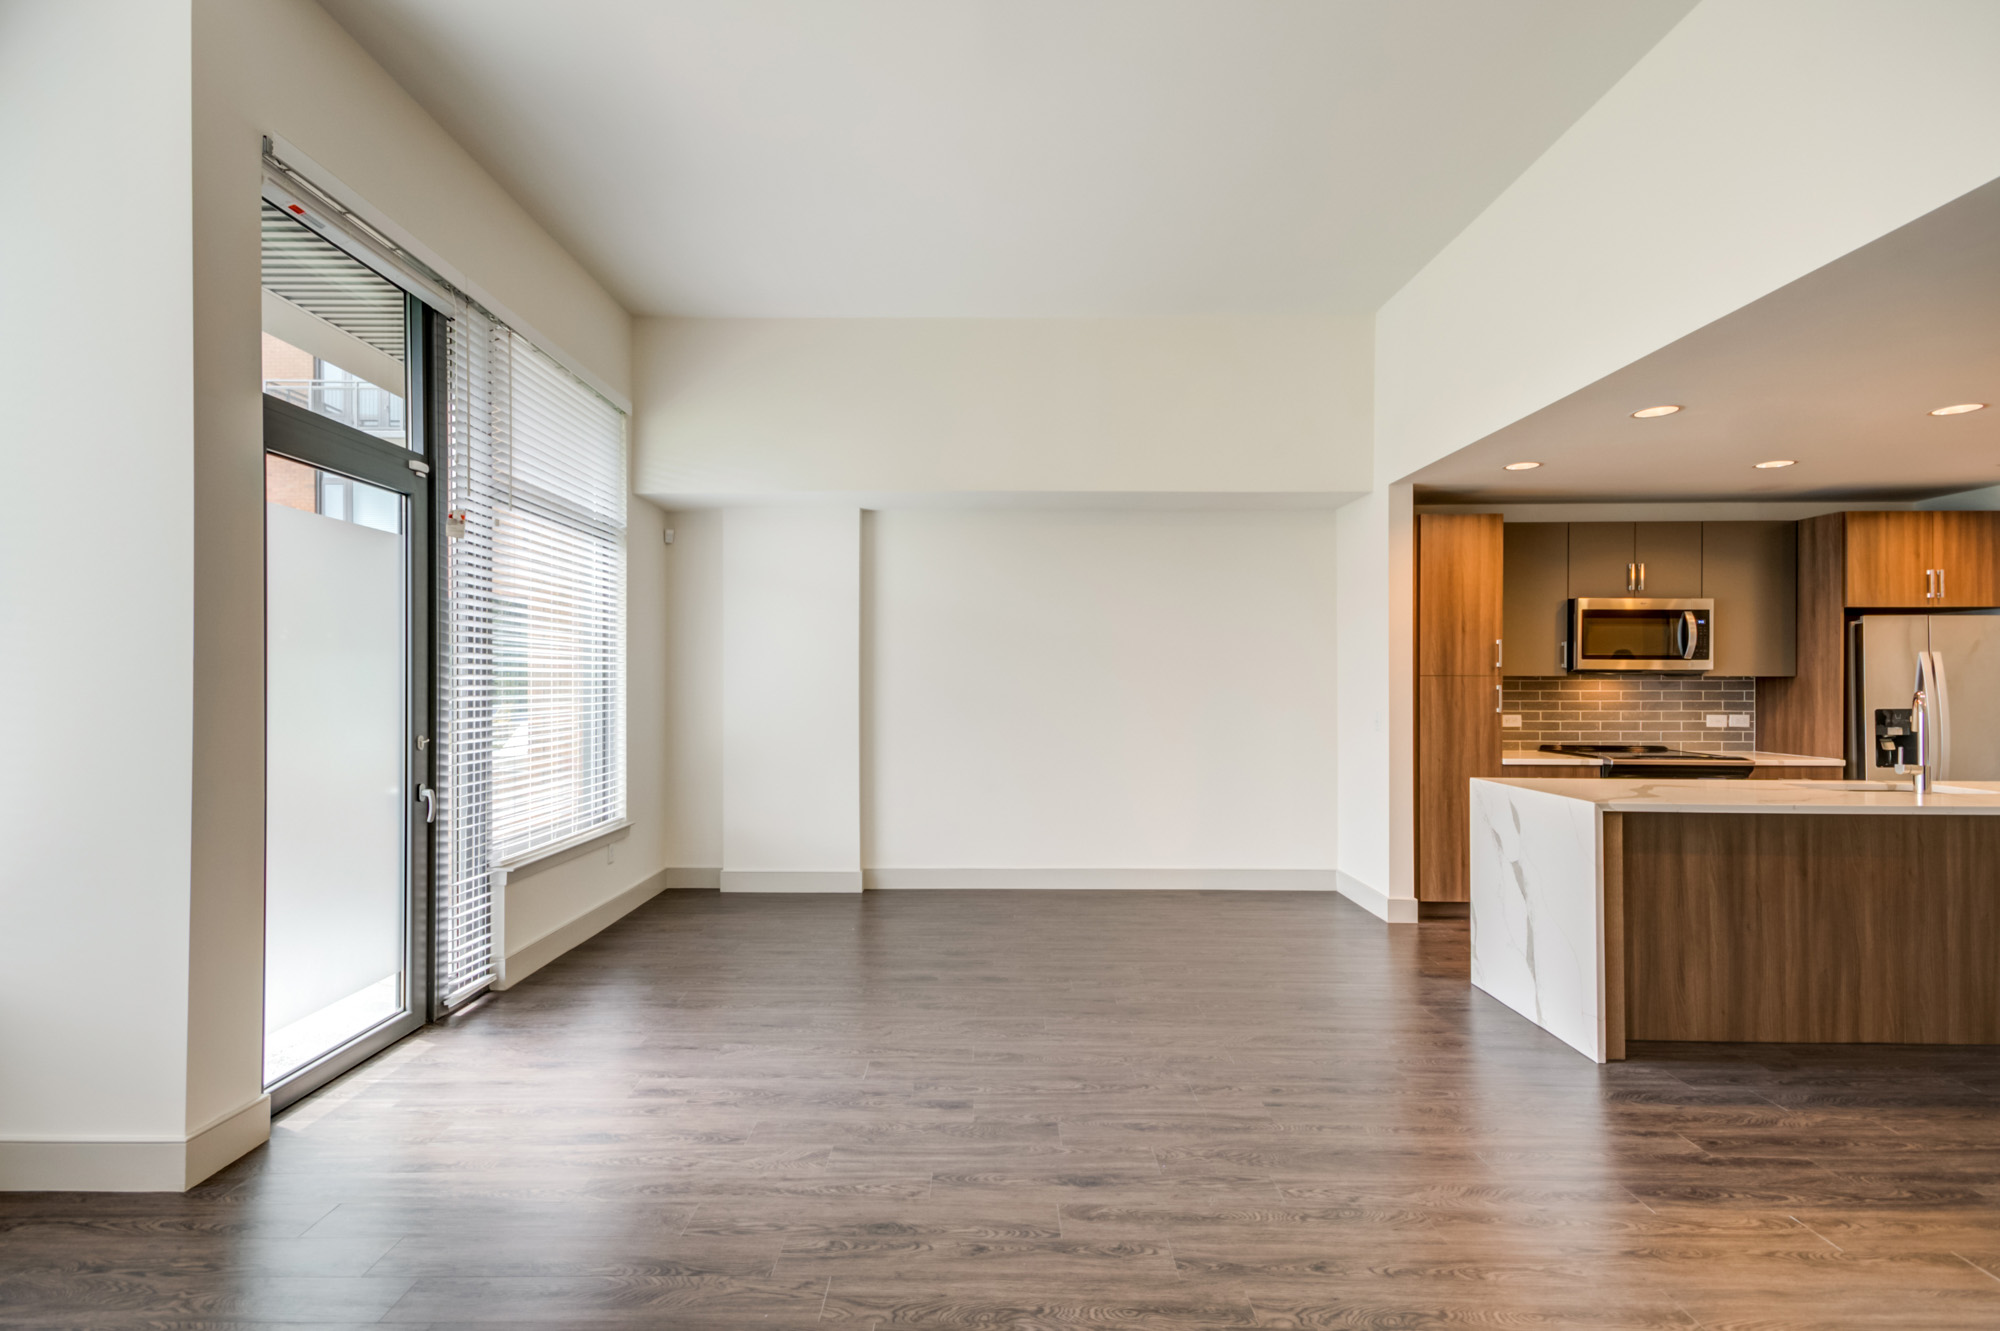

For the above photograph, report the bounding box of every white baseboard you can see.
[721,870,864,894]
[1335,870,1419,923]
[865,868,1340,891]
[497,866,682,989]
[0,1095,271,1193]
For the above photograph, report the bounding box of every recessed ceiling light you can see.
[1930,402,1987,416]
[1631,405,1682,418]
[1754,459,1796,469]
[1503,461,1541,471]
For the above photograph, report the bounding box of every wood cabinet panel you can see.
[1844,511,1937,608]
[1418,514,1503,676]
[1621,812,2000,1043]
[1417,675,1501,903]
[1933,510,2000,607]
[1701,520,1797,676]
[1756,514,1846,763]
[1503,764,1599,779]
[1568,523,1638,598]
[1748,765,1841,780]
[1633,523,1702,597]
[1501,523,1568,676]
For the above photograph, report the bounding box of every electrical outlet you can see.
[1705,714,1728,728]
[1501,714,1522,729]
[1728,713,1752,728]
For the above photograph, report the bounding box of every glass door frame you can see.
[262,297,445,1112]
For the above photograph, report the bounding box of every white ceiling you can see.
[1410,177,2000,505]
[318,0,1693,317]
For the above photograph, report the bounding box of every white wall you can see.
[0,0,198,1189]
[634,316,1372,500]
[1376,0,2000,484]
[720,508,863,892]
[1332,487,1415,921]
[655,509,726,873]
[866,509,1339,882]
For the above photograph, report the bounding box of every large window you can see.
[439,311,627,1004]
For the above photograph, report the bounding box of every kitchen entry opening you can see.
[262,197,439,1109]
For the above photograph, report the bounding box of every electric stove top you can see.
[1539,744,1754,778]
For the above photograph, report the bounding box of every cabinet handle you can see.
[1626,562,1636,593]
[1939,567,1947,603]
[1495,683,1502,714]
[1638,562,1646,592]
[1926,568,1937,600]
[1495,638,1503,669]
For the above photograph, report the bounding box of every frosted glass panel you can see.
[265,496,408,1084]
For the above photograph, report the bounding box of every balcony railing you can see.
[264,378,406,440]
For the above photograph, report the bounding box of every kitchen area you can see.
[1416,506,2000,1061]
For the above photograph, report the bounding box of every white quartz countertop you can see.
[1477,776,2000,814]
[1501,749,1843,767]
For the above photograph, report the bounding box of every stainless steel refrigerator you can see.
[1849,612,2000,780]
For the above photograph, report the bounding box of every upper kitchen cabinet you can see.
[1502,523,1567,676]
[1843,512,1936,607]
[1844,511,2000,607]
[1567,522,1702,597]
[1418,514,1503,676]
[1567,523,1638,597]
[1701,521,1797,676]
[1932,511,2000,607]
[1635,523,1704,597]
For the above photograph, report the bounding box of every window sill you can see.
[494,821,631,883]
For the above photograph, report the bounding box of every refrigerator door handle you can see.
[1928,649,1951,781]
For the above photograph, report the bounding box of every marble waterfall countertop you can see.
[1480,776,2000,814]
[1469,777,2000,1063]
[1501,749,1844,767]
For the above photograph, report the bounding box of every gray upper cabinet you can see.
[1634,523,1702,597]
[1568,523,1640,597]
[1500,519,1798,678]
[1701,520,1797,676]
[1502,523,1568,676]
[1567,522,1702,596]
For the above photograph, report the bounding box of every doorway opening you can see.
[261,200,440,1109]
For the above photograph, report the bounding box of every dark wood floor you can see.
[7,889,2000,1328]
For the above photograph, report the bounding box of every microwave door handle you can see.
[1681,610,1698,660]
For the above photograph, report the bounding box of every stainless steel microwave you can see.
[1565,598,1714,672]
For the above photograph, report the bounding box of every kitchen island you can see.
[1470,777,2000,1061]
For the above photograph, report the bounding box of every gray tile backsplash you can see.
[1502,676,1757,753]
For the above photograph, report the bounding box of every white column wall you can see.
[0,0,200,1190]
[720,508,863,892]
[1332,486,1416,922]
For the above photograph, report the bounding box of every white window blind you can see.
[439,306,627,1004]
